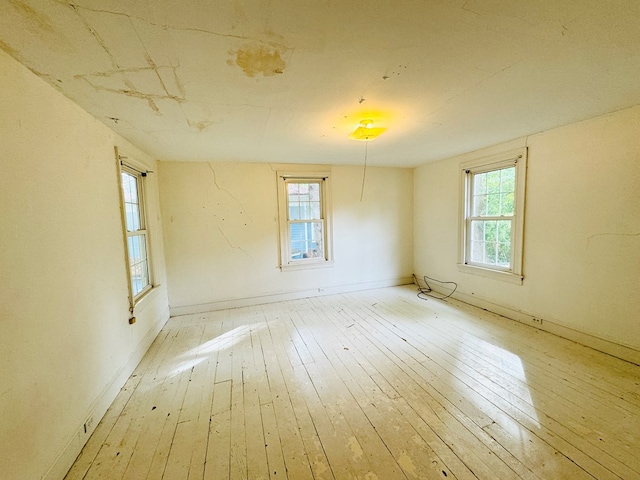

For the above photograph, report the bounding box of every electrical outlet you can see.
[83,416,94,434]
[532,318,543,325]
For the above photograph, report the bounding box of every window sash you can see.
[458,148,526,282]
[288,220,325,261]
[120,166,152,302]
[464,166,516,271]
[285,179,326,264]
[277,171,333,270]
[465,217,514,271]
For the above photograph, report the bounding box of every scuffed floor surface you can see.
[65,286,640,479]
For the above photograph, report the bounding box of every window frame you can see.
[118,158,153,308]
[277,170,333,271]
[458,148,527,284]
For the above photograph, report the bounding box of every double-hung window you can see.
[277,171,333,270]
[459,148,527,283]
[120,164,152,301]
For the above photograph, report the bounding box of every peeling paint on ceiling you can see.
[1,0,639,167]
[231,44,287,77]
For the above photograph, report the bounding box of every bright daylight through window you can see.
[121,167,151,299]
[469,166,515,267]
[459,148,527,283]
[277,171,332,270]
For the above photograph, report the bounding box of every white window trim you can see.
[458,147,527,285]
[116,148,154,311]
[277,169,333,271]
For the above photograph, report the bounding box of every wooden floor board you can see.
[351,299,634,477]
[362,293,640,474]
[346,291,632,479]
[65,286,640,480]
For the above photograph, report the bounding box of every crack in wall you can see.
[76,75,185,114]
[60,0,193,120]
[9,0,56,32]
[0,39,20,59]
[76,65,186,98]
[75,65,154,78]
[129,18,175,103]
[26,66,63,87]
[69,4,121,69]
[587,232,640,248]
[444,58,524,106]
[461,0,482,17]
[206,163,254,223]
[54,1,287,49]
[217,228,251,258]
[171,64,187,99]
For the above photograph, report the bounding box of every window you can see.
[120,165,152,301]
[459,148,527,283]
[277,171,333,270]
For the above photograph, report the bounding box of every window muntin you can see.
[459,148,526,282]
[121,168,151,298]
[277,171,333,270]
[287,181,325,261]
[468,166,516,269]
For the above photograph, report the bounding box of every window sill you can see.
[457,264,523,285]
[133,284,162,310]
[280,260,334,272]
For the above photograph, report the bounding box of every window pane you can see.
[484,241,497,264]
[501,167,515,192]
[501,192,514,216]
[472,194,487,216]
[470,220,512,268]
[473,172,486,195]
[311,201,321,219]
[497,220,512,243]
[128,235,144,262]
[484,220,497,242]
[309,183,320,201]
[287,181,322,221]
[122,172,142,231]
[486,193,500,216]
[128,234,149,295]
[486,170,501,193]
[289,204,301,220]
[125,203,141,231]
[300,202,311,219]
[121,172,137,202]
[131,259,149,296]
[472,166,515,218]
[287,183,299,195]
[470,240,485,264]
[289,221,324,261]
[497,242,511,266]
[471,221,484,241]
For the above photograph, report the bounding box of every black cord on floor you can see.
[413,273,458,301]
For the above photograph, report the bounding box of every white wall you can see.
[414,106,640,361]
[0,50,170,480]
[159,162,414,313]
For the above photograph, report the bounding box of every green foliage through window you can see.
[469,166,515,269]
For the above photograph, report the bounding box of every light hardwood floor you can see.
[65,286,640,480]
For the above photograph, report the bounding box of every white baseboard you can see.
[44,310,170,480]
[170,277,415,317]
[429,284,640,366]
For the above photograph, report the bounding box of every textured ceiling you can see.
[1,0,639,166]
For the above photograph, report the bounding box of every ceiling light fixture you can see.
[348,119,386,141]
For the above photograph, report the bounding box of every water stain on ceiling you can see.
[230,44,286,77]
[2,0,640,166]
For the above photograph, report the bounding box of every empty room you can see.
[1,1,639,479]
